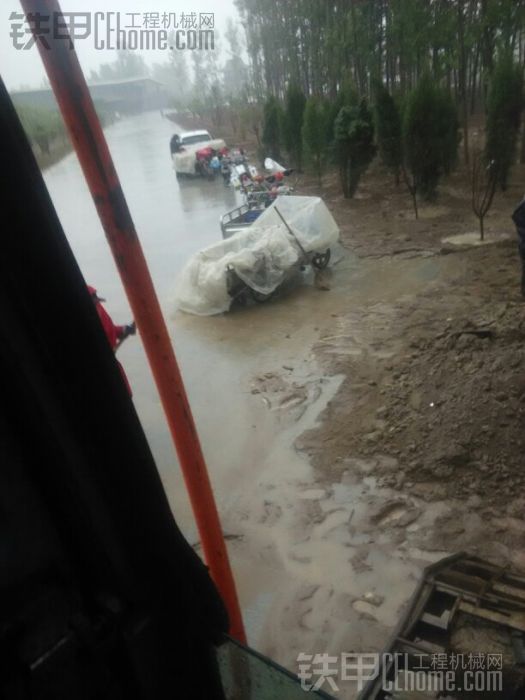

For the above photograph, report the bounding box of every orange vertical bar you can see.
[19,0,246,643]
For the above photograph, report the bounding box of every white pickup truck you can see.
[170,130,226,178]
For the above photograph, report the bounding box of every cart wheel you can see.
[312,248,331,270]
[251,288,274,303]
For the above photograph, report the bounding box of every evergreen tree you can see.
[326,80,358,147]
[374,83,402,185]
[283,84,306,170]
[435,89,461,177]
[302,97,329,187]
[262,95,283,160]
[333,99,376,198]
[485,56,523,191]
[403,76,459,212]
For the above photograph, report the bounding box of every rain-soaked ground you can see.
[44,110,469,695]
[43,109,241,534]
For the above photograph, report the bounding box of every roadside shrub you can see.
[283,84,306,170]
[374,82,402,184]
[485,55,523,191]
[15,103,65,155]
[262,95,283,161]
[302,96,330,187]
[334,98,376,198]
[402,76,460,213]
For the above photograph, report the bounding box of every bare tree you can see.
[471,151,497,241]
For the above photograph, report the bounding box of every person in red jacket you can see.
[87,285,136,394]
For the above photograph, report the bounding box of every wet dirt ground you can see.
[46,111,525,698]
[226,158,525,698]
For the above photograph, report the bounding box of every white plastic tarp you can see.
[264,157,286,173]
[252,195,339,252]
[172,196,340,316]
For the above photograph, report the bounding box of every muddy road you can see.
[45,111,525,698]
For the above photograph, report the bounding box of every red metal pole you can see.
[19,0,246,643]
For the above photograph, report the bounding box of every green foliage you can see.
[236,0,523,104]
[435,90,460,176]
[333,98,376,198]
[403,76,460,200]
[374,83,402,181]
[302,96,330,186]
[485,55,523,190]
[15,103,65,155]
[326,80,358,146]
[262,95,283,160]
[283,84,306,169]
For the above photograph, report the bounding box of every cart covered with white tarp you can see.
[172,196,339,316]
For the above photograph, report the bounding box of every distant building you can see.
[11,77,167,114]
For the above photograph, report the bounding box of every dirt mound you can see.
[299,242,525,508]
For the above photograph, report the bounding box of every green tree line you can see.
[261,52,522,230]
[235,0,524,103]
[236,0,525,163]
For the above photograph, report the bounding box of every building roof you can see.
[88,76,164,88]
[11,76,163,95]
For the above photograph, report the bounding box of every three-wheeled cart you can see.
[174,196,339,316]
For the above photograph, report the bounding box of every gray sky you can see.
[2,0,240,90]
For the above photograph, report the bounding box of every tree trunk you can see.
[470,45,480,115]
[339,163,348,198]
[432,45,439,77]
[402,165,418,219]
[480,0,494,103]
[521,117,525,164]
[412,190,418,220]
[385,1,391,90]
[346,160,353,198]
[253,125,261,148]
[457,1,469,164]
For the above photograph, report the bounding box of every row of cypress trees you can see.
[262,86,377,198]
[261,56,523,222]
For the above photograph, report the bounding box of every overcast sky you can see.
[2,0,240,90]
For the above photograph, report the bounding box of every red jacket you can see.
[88,286,132,395]
[94,299,126,351]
